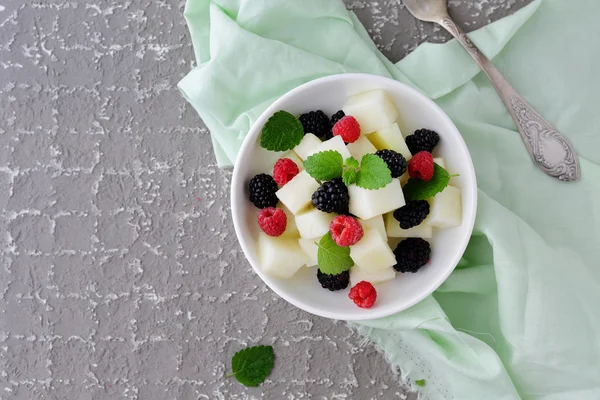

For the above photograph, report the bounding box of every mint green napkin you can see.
[179,1,600,398]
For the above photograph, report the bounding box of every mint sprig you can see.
[356,154,392,190]
[260,111,304,152]
[227,345,275,387]
[403,163,451,200]
[315,233,354,275]
[304,151,343,181]
[342,156,359,186]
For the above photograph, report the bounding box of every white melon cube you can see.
[433,157,445,169]
[348,178,405,220]
[399,171,410,187]
[343,89,399,134]
[351,265,396,285]
[314,136,352,160]
[276,170,319,214]
[350,229,397,272]
[426,185,462,228]
[282,151,305,171]
[295,207,335,239]
[358,215,386,239]
[298,238,319,267]
[279,205,299,238]
[367,123,412,161]
[258,233,307,278]
[384,212,433,238]
[346,135,377,160]
[294,133,322,160]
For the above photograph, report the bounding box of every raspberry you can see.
[393,238,430,273]
[332,116,361,144]
[272,158,299,186]
[257,207,287,237]
[375,149,407,178]
[329,110,345,139]
[312,178,349,214]
[405,128,440,155]
[248,173,279,209]
[299,110,330,140]
[393,200,430,229]
[408,151,434,181]
[317,269,350,291]
[348,281,377,308]
[330,215,364,247]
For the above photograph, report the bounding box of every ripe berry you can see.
[393,200,430,229]
[405,128,440,155]
[317,269,350,291]
[375,149,407,178]
[299,110,330,140]
[332,116,361,144]
[393,238,431,273]
[348,281,377,308]
[408,151,434,181]
[248,173,279,209]
[257,207,287,237]
[330,215,364,247]
[273,158,299,186]
[312,178,349,214]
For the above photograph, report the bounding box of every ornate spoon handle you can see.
[439,16,580,181]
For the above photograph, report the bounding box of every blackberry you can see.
[328,110,346,140]
[312,178,349,214]
[375,149,407,178]
[393,238,431,273]
[248,173,278,209]
[405,128,440,155]
[393,200,430,229]
[317,269,350,291]
[299,110,330,140]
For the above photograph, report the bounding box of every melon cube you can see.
[348,178,405,220]
[258,233,307,278]
[283,150,305,171]
[347,135,377,160]
[298,238,319,267]
[367,123,412,161]
[276,170,319,214]
[315,136,352,160]
[279,205,299,238]
[295,207,335,239]
[426,185,462,228]
[294,133,322,160]
[350,229,397,272]
[358,215,386,239]
[433,157,445,169]
[384,212,432,238]
[399,171,410,187]
[343,89,399,134]
[351,265,396,285]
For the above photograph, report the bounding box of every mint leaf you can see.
[260,111,304,152]
[403,163,450,200]
[316,233,354,275]
[356,154,392,190]
[304,151,343,181]
[415,379,426,387]
[345,156,359,169]
[342,169,358,186]
[227,345,275,387]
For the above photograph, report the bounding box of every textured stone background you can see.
[0,1,531,399]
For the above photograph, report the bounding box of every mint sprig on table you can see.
[315,232,354,275]
[226,345,275,387]
[403,163,452,200]
[304,151,344,181]
[415,379,426,387]
[259,111,304,151]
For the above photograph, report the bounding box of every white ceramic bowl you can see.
[231,73,477,321]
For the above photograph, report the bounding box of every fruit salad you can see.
[247,89,462,309]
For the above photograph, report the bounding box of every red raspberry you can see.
[273,158,300,186]
[408,151,434,181]
[330,215,364,247]
[348,281,377,308]
[257,207,287,236]
[332,116,361,143]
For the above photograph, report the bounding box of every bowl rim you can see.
[230,73,477,321]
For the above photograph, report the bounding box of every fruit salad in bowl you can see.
[231,74,477,320]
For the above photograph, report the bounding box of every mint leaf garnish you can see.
[403,163,450,200]
[356,154,392,190]
[315,233,354,275]
[345,156,359,169]
[226,345,275,387]
[304,151,343,181]
[342,169,358,186]
[260,111,304,152]
[415,379,426,387]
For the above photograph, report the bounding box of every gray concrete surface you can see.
[0,0,531,399]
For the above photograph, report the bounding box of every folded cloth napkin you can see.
[179,0,600,398]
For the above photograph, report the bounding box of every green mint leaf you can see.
[316,233,354,275]
[303,151,343,181]
[415,379,426,387]
[259,111,304,152]
[403,163,450,200]
[342,169,358,186]
[345,156,359,169]
[227,345,275,387]
[356,154,392,190]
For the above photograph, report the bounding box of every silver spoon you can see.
[402,0,580,181]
